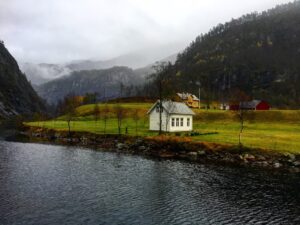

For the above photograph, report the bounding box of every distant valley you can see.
[35,66,146,104]
[23,52,177,104]
[20,47,179,86]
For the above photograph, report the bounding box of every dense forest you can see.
[144,1,300,108]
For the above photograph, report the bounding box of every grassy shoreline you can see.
[21,126,300,173]
[25,103,300,154]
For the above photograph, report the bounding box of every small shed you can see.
[147,100,195,132]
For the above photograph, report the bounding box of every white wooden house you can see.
[147,100,195,132]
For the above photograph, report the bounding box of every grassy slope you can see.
[26,103,300,154]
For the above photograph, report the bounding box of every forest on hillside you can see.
[142,1,300,108]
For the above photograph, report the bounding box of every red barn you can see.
[229,104,240,110]
[240,100,270,110]
[255,100,270,110]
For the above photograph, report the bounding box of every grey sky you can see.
[0,0,292,64]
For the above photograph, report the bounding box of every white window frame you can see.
[176,118,179,127]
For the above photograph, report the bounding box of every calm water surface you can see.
[0,141,299,225]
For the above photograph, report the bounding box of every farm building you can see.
[220,103,239,110]
[240,100,270,110]
[147,100,195,132]
[220,100,270,111]
[177,92,200,108]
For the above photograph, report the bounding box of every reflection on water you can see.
[0,141,299,225]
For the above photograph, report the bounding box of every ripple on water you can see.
[0,141,299,225]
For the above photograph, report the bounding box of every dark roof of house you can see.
[147,100,195,115]
[240,100,263,109]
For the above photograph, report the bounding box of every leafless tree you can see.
[132,109,140,136]
[33,112,42,127]
[150,61,173,134]
[230,89,251,148]
[62,95,78,139]
[115,104,125,136]
[93,103,101,130]
[237,108,246,147]
[102,104,109,135]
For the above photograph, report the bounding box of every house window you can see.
[176,118,179,127]
[171,118,175,127]
[187,118,190,127]
[180,118,184,126]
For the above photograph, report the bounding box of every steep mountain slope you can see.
[66,45,181,71]
[21,45,182,85]
[0,42,45,118]
[134,53,178,77]
[36,66,144,104]
[148,1,300,108]
[20,63,71,85]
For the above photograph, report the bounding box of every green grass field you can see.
[26,103,300,154]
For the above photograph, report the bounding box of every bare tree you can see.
[237,108,246,147]
[115,104,125,136]
[230,89,251,148]
[132,109,140,136]
[93,103,101,131]
[33,112,42,127]
[65,100,76,139]
[102,104,109,135]
[150,61,173,134]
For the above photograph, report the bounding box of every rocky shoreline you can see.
[18,126,300,173]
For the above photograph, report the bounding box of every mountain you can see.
[146,1,300,108]
[35,66,144,104]
[66,44,182,71]
[21,44,182,85]
[134,53,178,77]
[20,63,71,85]
[0,42,45,118]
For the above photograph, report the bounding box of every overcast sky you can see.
[0,0,292,64]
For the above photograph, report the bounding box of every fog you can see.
[0,0,292,64]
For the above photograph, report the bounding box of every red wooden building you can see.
[221,100,271,111]
[240,100,270,110]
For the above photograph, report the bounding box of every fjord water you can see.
[0,141,299,225]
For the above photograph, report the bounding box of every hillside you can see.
[0,42,45,118]
[36,66,145,104]
[147,1,300,108]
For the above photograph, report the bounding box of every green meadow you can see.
[26,103,300,154]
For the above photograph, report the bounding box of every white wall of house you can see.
[149,108,169,131]
[149,110,193,132]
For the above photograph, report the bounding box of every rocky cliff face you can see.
[0,42,45,118]
[35,66,144,104]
